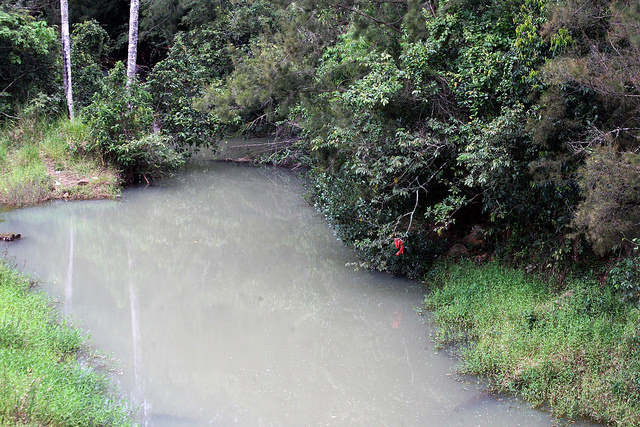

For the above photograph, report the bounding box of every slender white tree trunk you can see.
[60,0,73,120]
[126,0,140,90]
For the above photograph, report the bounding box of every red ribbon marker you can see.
[393,238,404,256]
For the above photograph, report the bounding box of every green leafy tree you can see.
[195,0,564,273]
[146,33,219,151]
[71,19,110,108]
[191,0,640,269]
[139,0,221,47]
[0,10,59,119]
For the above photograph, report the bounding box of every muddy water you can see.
[2,162,556,426]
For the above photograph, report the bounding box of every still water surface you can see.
[2,162,559,426]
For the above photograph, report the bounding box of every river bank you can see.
[0,116,120,207]
[0,118,133,424]
[425,260,640,425]
[0,258,132,425]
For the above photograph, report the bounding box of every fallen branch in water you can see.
[0,233,21,241]
[222,157,254,163]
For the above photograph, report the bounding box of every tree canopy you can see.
[3,0,640,270]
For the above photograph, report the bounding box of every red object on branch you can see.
[393,238,404,256]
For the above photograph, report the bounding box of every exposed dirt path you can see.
[44,159,120,201]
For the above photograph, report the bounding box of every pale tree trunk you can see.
[126,0,140,90]
[60,0,73,120]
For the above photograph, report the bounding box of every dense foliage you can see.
[70,19,111,108]
[0,9,60,118]
[3,0,640,267]
[195,0,640,276]
[146,33,220,150]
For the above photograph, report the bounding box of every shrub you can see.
[113,133,185,180]
[608,241,640,304]
[84,63,184,182]
[574,146,640,255]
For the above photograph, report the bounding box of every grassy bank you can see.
[0,258,132,425]
[0,115,131,425]
[0,115,120,207]
[425,261,640,425]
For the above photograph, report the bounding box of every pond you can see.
[1,161,559,426]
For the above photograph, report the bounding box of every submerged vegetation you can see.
[0,258,132,425]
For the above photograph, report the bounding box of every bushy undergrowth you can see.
[425,261,640,425]
[0,118,52,206]
[85,63,186,183]
[0,259,132,425]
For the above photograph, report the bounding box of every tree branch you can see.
[335,4,402,33]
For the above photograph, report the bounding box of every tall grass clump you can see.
[0,162,51,206]
[425,261,640,425]
[0,119,51,206]
[0,258,132,425]
[0,115,120,206]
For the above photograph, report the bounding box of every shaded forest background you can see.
[2,0,640,281]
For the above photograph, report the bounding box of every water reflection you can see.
[1,162,560,426]
[127,243,150,424]
[64,218,73,315]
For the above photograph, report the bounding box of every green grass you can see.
[0,162,51,207]
[0,259,132,426]
[0,115,120,207]
[425,261,640,425]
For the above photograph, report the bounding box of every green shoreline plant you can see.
[425,260,640,425]
[0,258,133,425]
